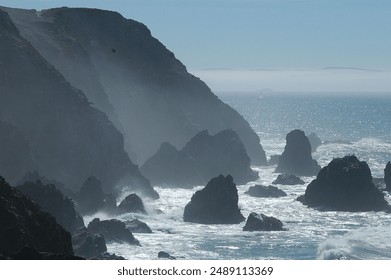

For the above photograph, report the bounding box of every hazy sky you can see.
[1,0,390,92]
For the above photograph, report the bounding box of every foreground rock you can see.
[141,130,258,187]
[158,251,176,260]
[275,129,321,176]
[245,185,287,198]
[87,218,140,246]
[243,213,285,231]
[0,176,74,257]
[117,194,147,214]
[126,219,152,233]
[385,162,391,191]
[17,180,84,233]
[5,245,83,260]
[183,175,245,224]
[298,155,389,212]
[272,174,305,185]
[72,227,107,259]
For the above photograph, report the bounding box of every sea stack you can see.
[183,175,245,224]
[275,129,321,176]
[298,155,389,212]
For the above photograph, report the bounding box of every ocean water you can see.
[87,93,391,260]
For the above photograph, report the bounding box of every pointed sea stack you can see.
[275,129,321,176]
[298,155,389,212]
[183,175,245,224]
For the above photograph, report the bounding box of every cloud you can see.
[190,68,391,93]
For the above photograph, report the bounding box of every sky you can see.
[1,0,390,93]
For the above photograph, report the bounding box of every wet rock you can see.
[183,175,245,224]
[243,213,285,231]
[158,251,176,260]
[126,219,152,233]
[385,162,391,191]
[272,174,305,185]
[87,218,140,246]
[0,176,74,257]
[7,245,84,260]
[117,193,147,214]
[275,129,321,176]
[93,252,125,260]
[297,155,389,212]
[245,185,287,198]
[72,227,107,259]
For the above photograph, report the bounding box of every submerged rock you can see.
[117,193,147,214]
[87,218,140,246]
[0,176,74,257]
[385,162,391,191]
[183,175,245,224]
[243,213,285,231]
[141,130,258,187]
[297,155,389,212]
[272,174,305,185]
[275,129,321,176]
[126,219,152,233]
[17,180,84,234]
[245,185,287,198]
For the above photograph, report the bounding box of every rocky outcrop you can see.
[272,174,305,185]
[87,218,140,246]
[17,180,84,234]
[0,176,74,257]
[2,6,267,166]
[243,213,285,231]
[117,194,147,214]
[141,130,258,187]
[183,175,245,224]
[307,132,322,152]
[275,130,321,176]
[245,185,287,198]
[76,176,117,215]
[72,227,107,259]
[297,155,389,212]
[5,245,83,260]
[385,162,391,191]
[158,251,176,260]
[126,219,152,233]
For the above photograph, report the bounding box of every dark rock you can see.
[72,227,107,259]
[183,175,245,224]
[2,6,267,166]
[372,178,386,190]
[0,253,6,260]
[126,219,152,233]
[0,176,74,256]
[307,132,322,152]
[275,129,321,176]
[0,8,158,199]
[272,174,305,185]
[158,251,176,260]
[118,194,147,214]
[245,185,287,198]
[17,180,84,234]
[385,162,391,191]
[268,155,280,165]
[243,213,285,231]
[87,218,140,246]
[7,245,84,260]
[297,155,389,212]
[76,176,117,215]
[141,130,258,187]
[93,252,125,260]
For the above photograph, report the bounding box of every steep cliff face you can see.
[0,9,157,198]
[2,6,267,165]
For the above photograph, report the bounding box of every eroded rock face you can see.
[87,218,140,246]
[141,130,258,187]
[245,185,287,198]
[17,180,84,234]
[126,219,152,233]
[243,213,285,232]
[385,162,391,191]
[272,174,305,185]
[275,130,321,176]
[0,176,74,257]
[298,155,389,212]
[183,175,245,224]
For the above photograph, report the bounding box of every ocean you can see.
[86,92,391,260]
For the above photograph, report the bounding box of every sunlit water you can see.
[88,93,391,260]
